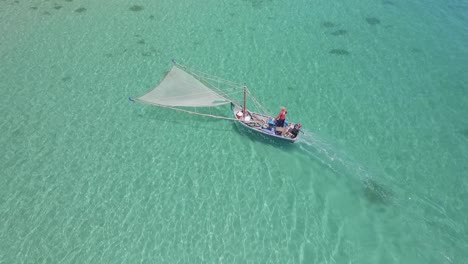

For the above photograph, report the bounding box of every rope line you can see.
[133,99,238,121]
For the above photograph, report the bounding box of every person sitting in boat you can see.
[287,123,302,138]
[236,111,243,119]
[275,106,287,127]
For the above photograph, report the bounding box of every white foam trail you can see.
[296,129,373,181]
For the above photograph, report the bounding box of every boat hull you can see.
[231,103,298,143]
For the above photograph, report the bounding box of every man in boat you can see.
[275,106,287,127]
[287,123,302,138]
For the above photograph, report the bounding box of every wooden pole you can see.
[243,86,246,118]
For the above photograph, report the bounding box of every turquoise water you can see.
[1,0,467,263]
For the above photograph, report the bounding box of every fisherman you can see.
[275,106,287,127]
[287,123,302,138]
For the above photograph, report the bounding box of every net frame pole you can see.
[243,86,246,117]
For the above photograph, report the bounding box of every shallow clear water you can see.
[1,0,467,263]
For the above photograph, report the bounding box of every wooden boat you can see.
[130,61,302,143]
[231,102,300,143]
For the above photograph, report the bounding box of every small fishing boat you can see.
[130,61,302,143]
[231,103,301,143]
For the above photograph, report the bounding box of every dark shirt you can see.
[290,128,299,138]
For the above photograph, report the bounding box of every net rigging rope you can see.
[177,63,270,114]
[132,98,238,121]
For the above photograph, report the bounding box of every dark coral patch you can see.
[321,21,336,28]
[329,49,350,56]
[54,5,62,10]
[366,17,381,25]
[331,29,347,36]
[74,7,86,13]
[137,39,145,45]
[129,5,144,12]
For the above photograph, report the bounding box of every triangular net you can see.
[136,65,232,107]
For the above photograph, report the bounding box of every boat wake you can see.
[296,130,395,205]
[296,130,366,177]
